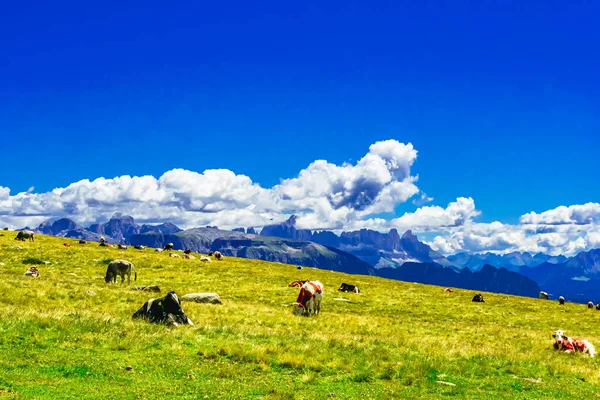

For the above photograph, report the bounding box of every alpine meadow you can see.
[1,232,600,399]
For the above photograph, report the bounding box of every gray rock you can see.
[180,292,221,304]
[132,285,161,293]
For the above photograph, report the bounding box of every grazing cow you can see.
[539,291,549,300]
[213,251,223,260]
[292,280,324,316]
[118,244,128,250]
[338,283,360,294]
[597,304,600,311]
[472,294,485,302]
[288,280,307,288]
[134,245,146,250]
[164,243,174,251]
[132,291,193,326]
[444,288,454,293]
[200,256,212,262]
[104,259,137,284]
[184,249,192,255]
[559,296,565,305]
[79,240,86,244]
[25,266,40,278]
[169,253,180,258]
[99,237,108,247]
[588,301,594,309]
[15,230,34,242]
[208,251,214,256]
[297,266,303,270]
[63,243,71,247]
[553,330,595,357]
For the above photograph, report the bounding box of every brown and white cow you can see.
[553,329,595,357]
[292,280,324,316]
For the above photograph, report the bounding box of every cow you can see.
[213,251,223,260]
[444,288,454,293]
[104,259,137,284]
[559,296,565,305]
[79,240,87,244]
[597,303,600,311]
[200,256,212,262]
[184,249,192,255]
[63,243,71,247]
[15,230,34,242]
[208,251,214,256]
[288,280,307,288]
[183,254,195,260]
[164,243,174,251]
[292,280,324,316]
[472,294,485,303]
[169,253,180,258]
[155,248,163,252]
[553,330,595,358]
[132,291,193,326]
[25,266,40,278]
[338,283,360,294]
[134,245,146,250]
[588,301,594,309]
[118,244,128,250]
[99,237,108,247]
[539,291,549,300]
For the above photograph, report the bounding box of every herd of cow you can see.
[12,230,597,357]
[14,231,362,322]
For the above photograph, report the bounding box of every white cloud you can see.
[2,139,599,258]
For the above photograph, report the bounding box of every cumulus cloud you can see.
[0,139,421,232]
[2,139,599,257]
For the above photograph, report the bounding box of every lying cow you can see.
[132,291,193,326]
[79,240,87,244]
[539,291,549,300]
[292,280,324,316]
[559,296,565,305]
[15,230,34,242]
[164,243,174,251]
[338,283,360,294]
[104,259,137,284]
[553,329,595,357]
[444,288,454,293]
[118,244,128,250]
[134,245,146,250]
[472,294,485,302]
[25,266,40,278]
[169,253,180,258]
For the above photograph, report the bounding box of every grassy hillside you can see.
[1,232,600,399]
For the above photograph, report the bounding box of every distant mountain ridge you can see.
[449,251,568,272]
[378,263,541,298]
[260,216,453,268]
[29,214,558,300]
[519,249,600,303]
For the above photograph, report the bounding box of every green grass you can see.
[1,232,600,399]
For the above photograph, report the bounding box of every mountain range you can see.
[448,251,569,272]
[260,215,453,268]
[28,213,548,299]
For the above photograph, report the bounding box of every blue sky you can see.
[1,1,599,254]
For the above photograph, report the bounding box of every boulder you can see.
[180,293,222,304]
[133,285,161,293]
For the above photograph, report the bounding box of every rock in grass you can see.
[132,285,161,293]
[86,290,96,296]
[180,293,221,304]
[437,381,456,387]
